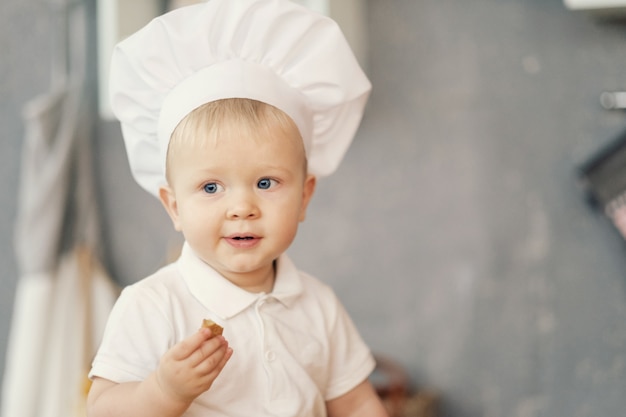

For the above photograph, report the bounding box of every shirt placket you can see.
[254,296,275,392]
[254,294,295,411]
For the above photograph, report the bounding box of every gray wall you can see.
[3,0,626,416]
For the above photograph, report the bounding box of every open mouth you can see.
[226,235,260,248]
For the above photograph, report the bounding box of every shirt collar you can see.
[177,242,303,321]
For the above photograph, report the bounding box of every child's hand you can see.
[155,328,233,404]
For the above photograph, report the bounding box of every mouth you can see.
[227,233,259,240]
[224,234,261,248]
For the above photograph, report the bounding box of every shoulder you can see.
[113,261,191,321]
[290,268,348,324]
[123,262,182,299]
[298,270,339,300]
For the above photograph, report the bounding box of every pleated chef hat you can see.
[109,0,371,197]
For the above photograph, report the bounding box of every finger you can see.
[195,342,231,374]
[197,347,234,384]
[189,336,227,367]
[218,347,233,370]
[169,329,213,361]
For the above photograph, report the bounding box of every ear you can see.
[298,174,317,222]
[159,185,182,231]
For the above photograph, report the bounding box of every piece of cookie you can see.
[201,319,224,336]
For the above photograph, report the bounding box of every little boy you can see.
[87,1,388,416]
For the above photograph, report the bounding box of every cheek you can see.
[272,218,300,251]
[178,202,218,233]
[272,200,304,236]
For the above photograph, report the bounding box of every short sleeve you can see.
[89,284,175,382]
[324,293,376,400]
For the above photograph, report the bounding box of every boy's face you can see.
[159,122,316,292]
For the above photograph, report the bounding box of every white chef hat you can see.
[109,0,371,197]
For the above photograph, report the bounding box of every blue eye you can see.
[203,182,222,194]
[257,178,276,190]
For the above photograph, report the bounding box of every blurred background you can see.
[3,0,626,416]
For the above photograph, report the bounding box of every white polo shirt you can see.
[89,243,375,417]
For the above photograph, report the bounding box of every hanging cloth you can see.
[1,2,119,416]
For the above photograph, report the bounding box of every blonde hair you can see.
[166,98,305,180]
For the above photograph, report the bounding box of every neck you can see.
[224,262,276,294]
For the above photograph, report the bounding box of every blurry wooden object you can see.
[372,355,439,417]
[579,129,626,240]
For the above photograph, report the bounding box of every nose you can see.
[226,190,260,220]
